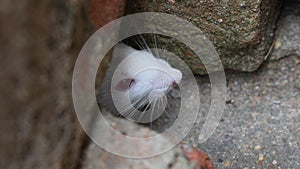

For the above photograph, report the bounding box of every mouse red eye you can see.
[129,79,135,87]
[115,78,135,91]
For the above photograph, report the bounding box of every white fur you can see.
[99,43,182,121]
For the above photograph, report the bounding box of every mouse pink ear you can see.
[115,78,133,91]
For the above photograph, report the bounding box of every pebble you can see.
[258,154,264,161]
[274,38,282,49]
[254,145,262,151]
[224,160,231,167]
[272,160,278,165]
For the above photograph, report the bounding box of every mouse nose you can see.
[172,68,182,83]
[171,80,178,87]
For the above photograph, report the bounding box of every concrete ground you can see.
[195,56,299,168]
[150,0,300,168]
[149,54,299,168]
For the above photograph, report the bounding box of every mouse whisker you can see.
[165,96,175,119]
[138,34,153,55]
[149,101,157,124]
[117,95,148,117]
[161,95,168,109]
[132,38,145,51]
[151,33,160,58]
[118,105,136,118]
[136,112,144,122]
[161,46,169,62]
[137,102,150,122]
[150,97,158,113]
[120,91,151,119]
[131,97,151,121]
[164,109,172,119]
[165,98,172,109]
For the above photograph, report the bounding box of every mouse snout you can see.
[172,68,182,84]
[171,80,178,87]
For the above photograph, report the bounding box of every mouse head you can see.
[110,45,182,121]
[114,50,182,98]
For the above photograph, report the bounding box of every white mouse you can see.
[99,43,182,123]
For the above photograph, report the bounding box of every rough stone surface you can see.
[269,0,300,60]
[125,0,282,74]
[81,112,195,169]
[82,143,195,169]
[0,0,91,168]
[0,0,117,168]
[88,0,126,29]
